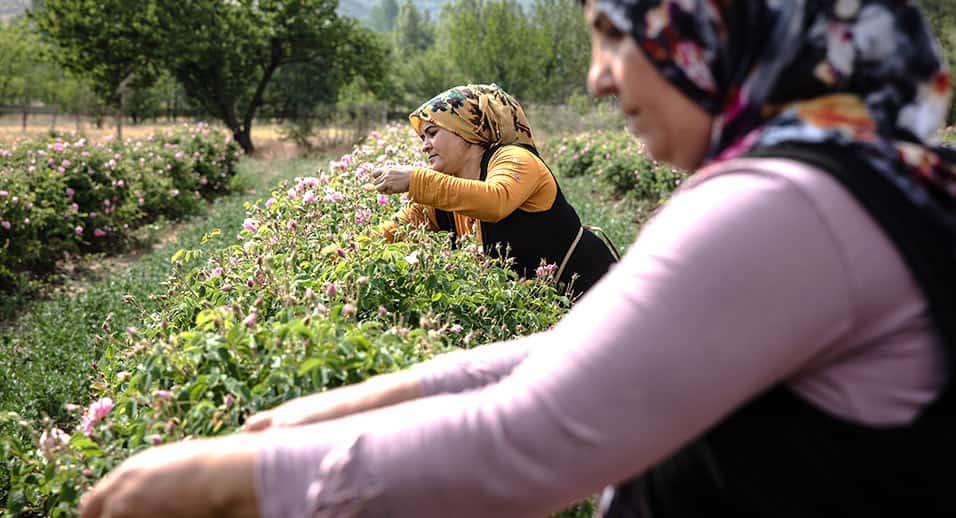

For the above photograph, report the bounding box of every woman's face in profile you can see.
[585,4,713,171]
[420,123,476,175]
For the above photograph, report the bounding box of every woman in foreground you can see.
[81,1,956,517]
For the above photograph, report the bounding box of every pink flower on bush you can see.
[265,197,275,208]
[242,219,258,233]
[150,434,163,446]
[1,221,9,231]
[66,187,75,198]
[324,189,344,203]
[153,389,173,401]
[75,226,84,236]
[535,263,557,279]
[221,283,233,293]
[302,191,317,204]
[325,282,336,297]
[38,427,70,458]
[0,190,8,197]
[210,267,223,278]
[94,228,106,238]
[378,305,388,316]
[449,324,463,333]
[377,194,389,206]
[80,397,114,436]
[243,311,257,328]
[342,303,357,318]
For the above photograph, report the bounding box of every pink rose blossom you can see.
[242,219,258,233]
[210,267,223,278]
[377,194,389,206]
[325,282,336,297]
[74,226,84,236]
[94,228,106,238]
[243,311,257,328]
[66,187,75,198]
[79,397,114,436]
[265,197,275,208]
[1,221,9,230]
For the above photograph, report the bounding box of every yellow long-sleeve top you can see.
[381,145,558,244]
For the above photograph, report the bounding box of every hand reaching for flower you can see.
[80,435,259,518]
[371,165,415,194]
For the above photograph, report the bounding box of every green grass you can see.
[0,155,330,425]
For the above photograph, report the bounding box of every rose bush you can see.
[549,130,683,199]
[1,124,571,516]
[0,123,241,291]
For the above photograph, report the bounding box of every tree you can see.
[368,0,400,32]
[155,0,391,153]
[529,0,589,103]
[32,0,163,137]
[0,19,61,131]
[436,0,548,102]
[393,0,433,59]
[31,0,391,154]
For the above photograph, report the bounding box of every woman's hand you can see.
[80,435,259,518]
[243,371,424,433]
[372,165,416,194]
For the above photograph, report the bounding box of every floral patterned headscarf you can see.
[593,0,956,210]
[409,84,536,149]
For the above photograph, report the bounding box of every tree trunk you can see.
[21,104,28,133]
[75,113,82,133]
[234,127,254,155]
[51,108,58,131]
[115,108,123,140]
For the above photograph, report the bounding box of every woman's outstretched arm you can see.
[409,146,554,222]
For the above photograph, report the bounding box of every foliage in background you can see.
[551,130,683,200]
[0,124,241,291]
[377,0,591,109]
[30,0,392,154]
[923,0,956,124]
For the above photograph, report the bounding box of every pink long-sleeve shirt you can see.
[256,158,946,517]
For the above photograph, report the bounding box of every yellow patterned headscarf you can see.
[409,84,536,149]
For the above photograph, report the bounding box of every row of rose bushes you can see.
[0,124,242,291]
[1,124,572,516]
[549,129,684,199]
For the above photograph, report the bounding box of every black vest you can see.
[603,143,956,518]
[434,144,584,286]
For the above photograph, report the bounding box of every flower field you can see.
[1,125,577,516]
[0,124,242,292]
